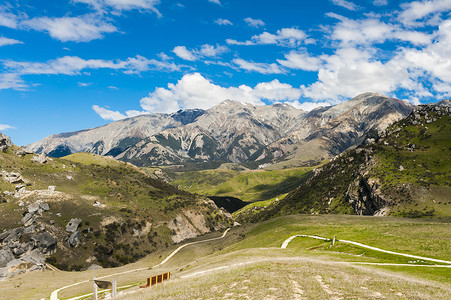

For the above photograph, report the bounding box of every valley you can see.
[0,95,450,299]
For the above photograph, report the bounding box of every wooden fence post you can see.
[93,277,98,300]
[112,279,117,298]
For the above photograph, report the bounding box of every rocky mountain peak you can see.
[28,93,415,168]
[436,99,451,106]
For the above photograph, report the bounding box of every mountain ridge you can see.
[29,93,413,168]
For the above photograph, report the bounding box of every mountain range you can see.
[29,92,413,168]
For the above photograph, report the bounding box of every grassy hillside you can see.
[171,166,314,202]
[2,214,449,299]
[237,105,451,222]
[0,149,230,271]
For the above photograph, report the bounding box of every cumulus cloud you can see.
[300,47,419,100]
[277,50,322,71]
[399,0,451,27]
[252,80,301,100]
[330,0,359,11]
[0,36,22,46]
[196,44,229,57]
[0,124,15,131]
[395,19,451,85]
[215,18,233,25]
[3,55,180,76]
[227,27,308,47]
[326,13,432,46]
[92,105,149,121]
[73,0,162,17]
[244,17,265,28]
[173,44,229,61]
[139,73,302,113]
[22,14,117,42]
[232,58,286,74]
[172,46,197,61]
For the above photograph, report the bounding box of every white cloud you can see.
[373,0,388,6]
[396,19,451,85]
[252,80,301,100]
[196,44,229,57]
[5,55,180,75]
[108,85,119,90]
[78,82,92,87]
[330,0,359,11]
[22,15,117,42]
[208,0,221,5]
[215,18,233,25]
[233,58,286,74]
[288,100,332,111]
[0,73,27,90]
[0,124,15,131]
[157,52,172,60]
[0,8,18,28]
[244,17,265,28]
[92,105,148,121]
[0,36,22,46]
[300,47,417,100]
[172,46,197,61]
[277,50,322,71]
[173,44,229,61]
[399,0,451,27]
[73,0,161,17]
[227,27,307,47]
[326,13,432,46]
[139,73,302,113]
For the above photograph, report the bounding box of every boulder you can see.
[31,232,57,255]
[15,184,26,191]
[21,213,34,227]
[3,228,22,245]
[48,186,56,193]
[3,172,23,184]
[66,218,82,232]
[15,147,33,156]
[0,231,10,243]
[32,153,47,164]
[21,249,45,266]
[15,149,26,157]
[27,202,40,214]
[0,132,12,152]
[68,231,81,247]
[40,203,50,211]
[87,264,103,270]
[23,225,36,234]
[0,248,14,267]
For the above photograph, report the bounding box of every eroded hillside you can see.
[237,104,451,222]
[0,137,231,280]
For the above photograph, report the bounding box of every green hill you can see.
[237,104,451,223]
[171,166,315,202]
[0,147,231,273]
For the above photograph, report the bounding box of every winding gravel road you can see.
[50,228,231,300]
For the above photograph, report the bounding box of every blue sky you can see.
[0,0,450,146]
